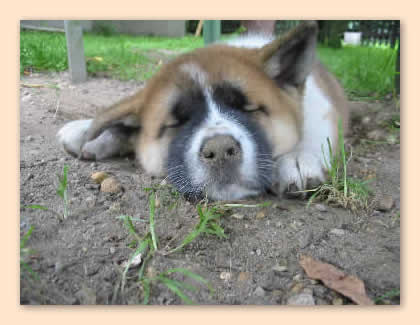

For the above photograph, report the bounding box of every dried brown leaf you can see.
[299,255,374,305]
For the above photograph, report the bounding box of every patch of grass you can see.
[317,44,398,99]
[20,225,39,280]
[20,30,68,74]
[307,120,371,211]
[143,268,213,305]
[167,203,228,255]
[21,29,398,97]
[116,188,218,304]
[374,288,400,304]
[20,29,203,80]
[24,165,70,220]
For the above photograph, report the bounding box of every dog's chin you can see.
[168,164,268,202]
[203,182,263,201]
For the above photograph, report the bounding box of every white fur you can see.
[206,183,260,201]
[138,138,170,177]
[57,119,92,156]
[275,75,335,192]
[180,63,208,88]
[225,34,274,49]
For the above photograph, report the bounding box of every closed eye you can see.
[243,104,269,115]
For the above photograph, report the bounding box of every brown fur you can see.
[75,21,347,183]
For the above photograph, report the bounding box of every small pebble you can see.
[75,287,96,305]
[329,228,346,236]
[122,254,142,269]
[361,116,371,125]
[290,283,304,294]
[220,271,232,281]
[254,286,266,297]
[287,293,315,305]
[85,183,99,190]
[367,129,384,141]
[377,195,394,211]
[90,171,109,184]
[86,197,95,208]
[314,203,327,212]
[237,272,251,282]
[386,134,398,145]
[155,198,161,208]
[231,213,244,220]
[100,177,123,193]
[272,265,288,273]
[108,202,121,212]
[332,297,344,305]
[26,135,34,141]
[256,211,266,219]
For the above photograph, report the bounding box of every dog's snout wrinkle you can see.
[200,135,242,165]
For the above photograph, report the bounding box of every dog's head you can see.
[114,22,318,200]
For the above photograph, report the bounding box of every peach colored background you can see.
[4,1,415,323]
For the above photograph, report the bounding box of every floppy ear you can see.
[83,91,144,144]
[259,21,318,88]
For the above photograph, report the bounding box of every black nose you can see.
[200,135,242,165]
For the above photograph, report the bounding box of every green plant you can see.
[20,226,39,280]
[92,21,117,37]
[374,288,400,304]
[307,120,370,210]
[25,165,70,220]
[167,203,227,255]
[116,189,217,304]
[142,268,213,305]
[317,43,398,98]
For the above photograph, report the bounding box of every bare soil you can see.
[20,71,400,305]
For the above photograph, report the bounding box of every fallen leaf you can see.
[299,255,374,305]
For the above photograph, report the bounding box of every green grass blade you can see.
[119,215,143,243]
[56,165,68,199]
[338,119,348,197]
[149,194,158,251]
[158,277,195,304]
[164,268,214,292]
[121,240,149,293]
[20,225,34,249]
[374,289,400,304]
[142,278,151,305]
[20,261,39,280]
[24,204,49,211]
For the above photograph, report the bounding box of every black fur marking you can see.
[213,83,248,111]
[172,87,206,126]
[256,104,269,116]
[158,88,207,139]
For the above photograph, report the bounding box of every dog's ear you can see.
[83,91,144,143]
[259,21,318,88]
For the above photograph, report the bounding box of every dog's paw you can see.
[274,150,326,198]
[57,119,92,158]
[58,120,135,160]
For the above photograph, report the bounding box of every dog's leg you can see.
[57,120,137,160]
[274,75,338,197]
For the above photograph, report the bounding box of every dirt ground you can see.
[19,70,400,305]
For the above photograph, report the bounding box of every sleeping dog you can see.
[57,21,348,201]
